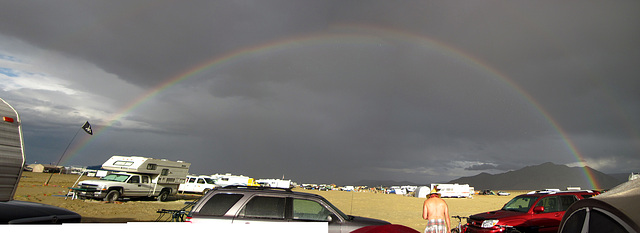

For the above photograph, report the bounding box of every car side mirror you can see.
[533,206,544,213]
[326,215,333,222]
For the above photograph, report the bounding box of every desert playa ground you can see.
[14,172,527,231]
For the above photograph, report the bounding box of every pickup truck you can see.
[77,172,177,202]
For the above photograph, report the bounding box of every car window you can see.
[558,195,578,211]
[580,194,596,199]
[293,199,331,221]
[535,196,559,213]
[128,176,140,184]
[502,196,538,212]
[238,196,286,219]
[199,193,244,216]
[188,177,196,183]
[198,178,206,184]
[142,176,149,183]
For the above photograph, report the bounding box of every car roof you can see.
[213,186,325,199]
[521,190,599,196]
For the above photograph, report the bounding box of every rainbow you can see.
[60,24,600,189]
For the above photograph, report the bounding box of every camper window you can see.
[113,161,134,166]
[147,164,157,170]
[161,169,169,176]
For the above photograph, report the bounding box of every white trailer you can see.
[256,179,292,189]
[210,173,257,187]
[0,98,24,202]
[430,183,471,198]
[0,98,81,223]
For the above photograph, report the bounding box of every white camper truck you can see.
[431,183,471,198]
[0,98,81,223]
[76,155,190,202]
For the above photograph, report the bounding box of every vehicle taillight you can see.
[3,116,14,123]
[185,216,192,223]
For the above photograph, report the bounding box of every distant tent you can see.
[415,186,430,198]
[26,164,64,173]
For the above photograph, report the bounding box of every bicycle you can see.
[155,200,197,222]
[451,215,469,233]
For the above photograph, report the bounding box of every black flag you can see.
[82,121,93,135]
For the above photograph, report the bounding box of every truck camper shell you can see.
[101,155,190,184]
[0,98,24,202]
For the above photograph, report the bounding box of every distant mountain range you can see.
[351,162,628,190]
[449,162,624,190]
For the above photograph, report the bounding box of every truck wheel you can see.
[202,188,211,195]
[104,190,120,202]
[157,190,170,202]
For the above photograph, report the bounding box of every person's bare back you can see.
[423,195,450,233]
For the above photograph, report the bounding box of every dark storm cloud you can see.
[1,1,639,184]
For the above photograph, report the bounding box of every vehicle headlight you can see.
[481,219,499,228]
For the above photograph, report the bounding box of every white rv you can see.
[76,155,190,202]
[431,183,471,198]
[179,175,219,194]
[0,98,25,202]
[0,98,81,223]
[210,173,257,187]
[255,179,292,189]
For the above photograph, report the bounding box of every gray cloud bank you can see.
[0,1,638,185]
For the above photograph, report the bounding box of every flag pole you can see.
[45,121,92,185]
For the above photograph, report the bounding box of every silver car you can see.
[187,186,389,232]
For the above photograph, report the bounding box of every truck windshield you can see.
[101,174,130,182]
[502,195,539,212]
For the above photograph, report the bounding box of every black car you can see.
[0,200,82,224]
[187,186,389,232]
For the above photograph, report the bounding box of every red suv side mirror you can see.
[533,206,545,213]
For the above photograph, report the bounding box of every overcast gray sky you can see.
[1,1,638,186]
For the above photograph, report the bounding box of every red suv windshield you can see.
[501,195,540,212]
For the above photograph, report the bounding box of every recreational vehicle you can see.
[76,155,190,202]
[255,179,292,189]
[0,97,81,223]
[210,173,258,187]
[431,183,471,198]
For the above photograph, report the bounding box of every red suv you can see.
[464,190,600,233]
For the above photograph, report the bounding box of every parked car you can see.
[559,179,639,233]
[497,191,510,196]
[0,200,81,224]
[479,189,495,195]
[464,190,600,233]
[187,186,390,232]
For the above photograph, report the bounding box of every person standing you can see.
[422,189,450,233]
